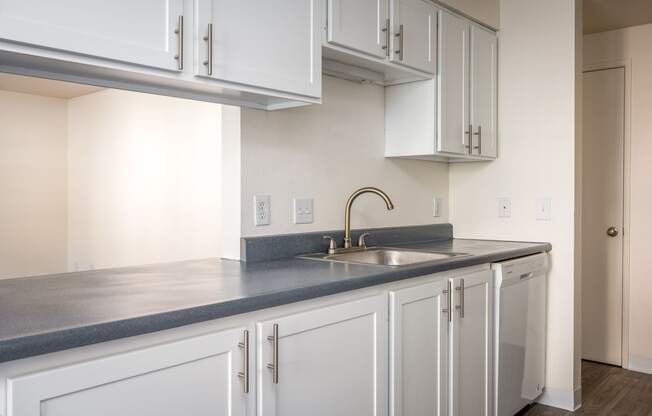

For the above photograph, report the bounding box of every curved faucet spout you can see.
[344,187,394,249]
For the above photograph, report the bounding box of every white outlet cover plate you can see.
[294,198,314,224]
[433,197,442,217]
[498,198,511,218]
[254,195,271,226]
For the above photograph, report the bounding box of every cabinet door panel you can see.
[328,0,388,58]
[196,0,321,98]
[471,26,498,157]
[0,0,183,70]
[391,0,437,74]
[451,270,492,416]
[438,11,469,155]
[8,327,251,416]
[258,295,388,416]
[390,280,449,416]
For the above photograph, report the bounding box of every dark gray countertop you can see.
[0,238,550,363]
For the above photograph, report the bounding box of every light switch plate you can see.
[433,197,442,217]
[536,198,551,220]
[293,198,314,224]
[498,198,511,218]
[254,195,271,226]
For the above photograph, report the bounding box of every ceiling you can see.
[0,73,103,99]
[584,0,652,34]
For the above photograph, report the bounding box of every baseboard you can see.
[536,385,582,411]
[628,354,652,375]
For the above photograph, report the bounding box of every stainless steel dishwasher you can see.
[492,253,549,416]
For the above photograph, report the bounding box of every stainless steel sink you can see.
[300,247,469,267]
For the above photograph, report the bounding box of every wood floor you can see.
[523,360,652,416]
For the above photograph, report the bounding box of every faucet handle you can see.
[323,235,337,255]
[357,232,371,248]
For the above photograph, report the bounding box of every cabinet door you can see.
[328,0,389,59]
[390,0,437,74]
[0,0,183,71]
[437,11,469,155]
[257,295,388,416]
[450,270,492,416]
[196,0,321,98]
[470,26,498,158]
[390,280,449,416]
[7,327,252,416]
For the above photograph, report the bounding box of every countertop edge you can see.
[0,243,550,363]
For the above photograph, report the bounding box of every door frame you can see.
[582,59,631,369]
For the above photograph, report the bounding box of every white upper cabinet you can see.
[0,0,183,71]
[450,270,493,416]
[438,11,470,155]
[389,279,449,416]
[257,295,388,416]
[327,0,389,59]
[196,0,320,98]
[390,0,437,74]
[385,9,498,162]
[6,327,252,416]
[470,25,498,157]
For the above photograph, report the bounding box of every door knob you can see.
[606,226,619,237]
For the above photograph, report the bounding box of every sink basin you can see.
[300,247,469,267]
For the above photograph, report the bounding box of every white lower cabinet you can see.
[1,267,496,416]
[257,294,388,416]
[390,268,492,416]
[6,327,252,416]
[390,279,449,416]
[450,270,493,416]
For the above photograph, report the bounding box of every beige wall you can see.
[240,75,449,238]
[450,0,580,409]
[0,91,68,279]
[437,0,500,28]
[584,23,652,374]
[67,90,222,271]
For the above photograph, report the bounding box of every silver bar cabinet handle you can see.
[455,279,465,318]
[381,18,390,57]
[174,15,184,70]
[473,125,482,154]
[266,324,279,384]
[237,329,250,393]
[465,124,472,154]
[442,280,452,322]
[395,24,404,60]
[202,23,213,75]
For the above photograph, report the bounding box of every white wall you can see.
[0,91,68,279]
[240,76,449,237]
[437,0,499,28]
[67,90,222,271]
[584,23,652,374]
[449,0,580,410]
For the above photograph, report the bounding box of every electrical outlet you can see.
[433,197,442,217]
[536,198,551,220]
[254,195,271,226]
[498,198,511,218]
[293,198,314,224]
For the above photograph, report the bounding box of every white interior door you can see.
[582,67,625,366]
[451,270,492,416]
[196,0,321,98]
[390,279,449,416]
[390,0,437,74]
[470,25,497,157]
[0,0,183,70]
[257,295,388,416]
[328,0,389,58]
[438,11,469,155]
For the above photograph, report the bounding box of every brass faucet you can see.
[343,187,394,249]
